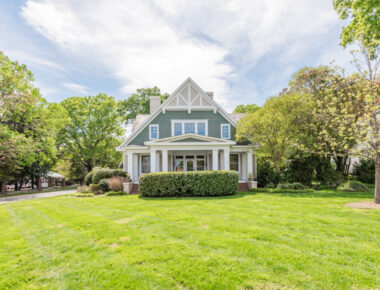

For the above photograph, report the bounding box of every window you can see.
[141,156,151,173]
[184,122,195,134]
[149,124,159,140]
[174,123,182,136]
[221,124,230,139]
[171,120,208,136]
[230,154,239,172]
[197,122,206,135]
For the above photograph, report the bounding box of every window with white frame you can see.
[184,122,195,134]
[149,124,159,140]
[171,120,208,136]
[221,124,230,139]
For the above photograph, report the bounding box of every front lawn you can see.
[0,190,379,288]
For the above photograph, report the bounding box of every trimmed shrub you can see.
[108,176,125,192]
[257,161,280,187]
[72,192,94,197]
[250,188,314,193]
[139,170,238,197]
[337,181,369,192]
[98,179,109,193]
[77,185,91,193]
[277,182,308,190]
[105,191,126,196]
[89,184,103,195]
[92,168,127,184]
[352,159,375,184]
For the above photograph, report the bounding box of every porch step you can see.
[238,182,249,191]
[130,184,139,194]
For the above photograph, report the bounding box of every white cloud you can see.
[3,49,65,71]
[62,82,88,94]
[20,0,346,108]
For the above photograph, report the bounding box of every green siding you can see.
[129,111,235,145]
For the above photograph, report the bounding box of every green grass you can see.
[0,189,379,289]
[0,186,77,198]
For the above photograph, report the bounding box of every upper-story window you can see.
[171,120,208,136]
[221,124,230,139]
[149,124,159,140]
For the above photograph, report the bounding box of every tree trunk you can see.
[1,182,7,194]
[375,152,380,204]
[37,178,42,191]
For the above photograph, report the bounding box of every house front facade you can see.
[117,78,257,188]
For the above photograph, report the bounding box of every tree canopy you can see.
[57,94,124,181]
[233,104,260,114]
[118,87,169,125]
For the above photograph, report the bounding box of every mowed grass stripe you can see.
[0,190,379,288]
[5,200,171,289]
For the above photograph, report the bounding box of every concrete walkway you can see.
[0,189,77,204]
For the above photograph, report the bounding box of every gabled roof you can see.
[144,133,236,145]
[118,77,237,148]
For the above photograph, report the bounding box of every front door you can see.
[175,155,205,171]
[185,156,195,171]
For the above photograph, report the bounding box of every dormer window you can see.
[221,124,230,139]
[171,120,208,136]
[149,124,159,140]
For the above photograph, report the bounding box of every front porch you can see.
[122,147,257,184]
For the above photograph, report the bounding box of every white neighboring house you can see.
[116,78,257,189]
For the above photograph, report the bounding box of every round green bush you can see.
[139,170,238,197]
[337,181,369,192]
[98,179,109,193]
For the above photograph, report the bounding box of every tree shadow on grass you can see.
[138,191,256,201]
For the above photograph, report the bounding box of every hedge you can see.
[139,170,238,197]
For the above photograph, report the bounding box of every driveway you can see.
[0,189,77,204]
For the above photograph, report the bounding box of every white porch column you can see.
[212,149,219,170]
[127,152,133,181]
[123,153,128,172]
[247,151,253,179]
[162,149,168,172]
[150,149,156,173]
[224,148,230,170]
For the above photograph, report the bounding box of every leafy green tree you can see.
[333,1,380,203]
[0,51,64,192]
[58,94,123,181]
[118,87,169,125]
[333,0,379,53]
[233,104,260,114]
[237,93,313,170]
[0,126,34,194]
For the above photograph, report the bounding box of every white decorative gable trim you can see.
[117,77,237,149]
[163,79,217,113]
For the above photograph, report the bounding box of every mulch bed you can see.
[345,201,380,210]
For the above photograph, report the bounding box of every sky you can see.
[0,0,353,111]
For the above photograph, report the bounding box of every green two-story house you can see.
[117,78,257,189]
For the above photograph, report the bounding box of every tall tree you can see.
[58,94,123,181]
[233,104,260,114]
[334,0,380,203]
[237,93,313,170]
[0,51,63,193]
[118,87,169,125]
